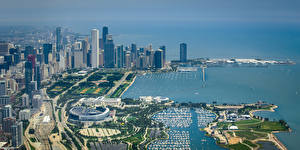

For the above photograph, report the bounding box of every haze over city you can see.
[0,0,300,150]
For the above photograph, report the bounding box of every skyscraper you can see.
[34,63,41,90]
[180,43,187,62]
[25,61,33,95]
[0,80,6,96]
[0,41,11,56]
[131,44,137,61]
[116,45,124,68]
[24,46,35,59]
[154,49,163,69]
[56,27,63,62]
[12,121,23,147]
[2,117,16,133]
[104,35,115,68]
[2,105,12,118]
[102,26,108,44]
[125,52,131,68]
[91,29,100,68]
[81,38,89,66]
[159,45,166,66]
[43,44,52,64]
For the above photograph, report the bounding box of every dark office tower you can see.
[24,46,34,59]
[27,54,35,69]
[102,26,108,44]
[154,50,163,69]
[56,27,63,52]
[137,54,145,69]
[99,38,104,50]
[0,80,6,96]
[2,117,16,133]
[34,63,41,90]
[12,121,23,147]
[43,44,52,64]
[104,35,115,68]
[87,50,92,67]
[180,43,187,62]
[116,45,124,68]
[4,55,13,66]
[131,44,137,60]
[36,54,43,64]
[81,38,89,65]
[25,61,33,95]
[159,46,166,66]
[0,41,10,56]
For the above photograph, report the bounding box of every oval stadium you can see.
[68,106,110,122]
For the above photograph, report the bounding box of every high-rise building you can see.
[87,50,92,67]
[2,105,12,119]
[0,95,10,106]
[34,63,41,90]
[159,45,166,66]
[2,117,16,133]
[81,38,89,66]
[102,26,108,44]
[91,29,100,68]
[180,43,187,62]
[131,44,137,61]
[56,27,63,62]
[0,80,6,95]
[0,41,12,56]
[27,54,35,69]
[104,35,115,68]
[116,45,124,68]
[99,50,104,67]
[22,94,30,107]
[154,49,163,69]
[25,61,33,95]
[32,94,42,109]
[12,121,23,147]
[125,52,131,68]
[43,44,52,64]
[72,50,84,68]
[24,46,35,59]
[19,109,30,121]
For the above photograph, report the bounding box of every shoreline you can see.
[119,74,137,97]
[204,104,289,150]
[249,105,288,150]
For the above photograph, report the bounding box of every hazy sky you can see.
[1,0,300,25]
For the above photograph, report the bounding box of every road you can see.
[105,71,130,97]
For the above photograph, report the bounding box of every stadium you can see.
[68,106,110,123]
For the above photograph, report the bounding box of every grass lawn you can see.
[228,143,251,150]
[235,119,261,125]
[259,121,287,132]
[127,116,137,122]
[235,131,268,140]
[243,140,258,148]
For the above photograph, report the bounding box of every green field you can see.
[235,131,268,140]
[227,143,251,150]
[243,140,258,148]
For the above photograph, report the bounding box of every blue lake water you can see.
[123,64,300,150]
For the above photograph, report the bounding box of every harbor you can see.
[148,108,224,150]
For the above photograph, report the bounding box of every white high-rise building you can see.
[91,29,100,68]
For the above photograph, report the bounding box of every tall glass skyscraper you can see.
[104,35,115,68]
[102,26,108,44]
[180,43,187,62]
[56,27,62,62]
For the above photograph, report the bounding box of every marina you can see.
[148,108,224,150]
